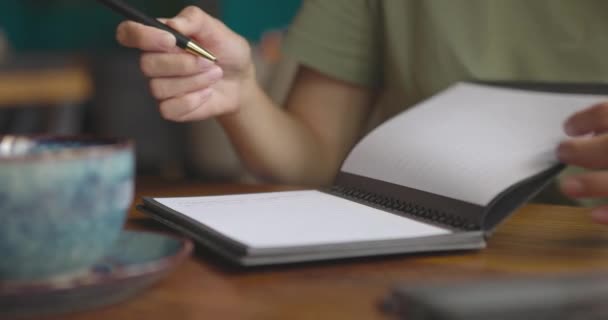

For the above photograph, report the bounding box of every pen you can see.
[96,0,217,62]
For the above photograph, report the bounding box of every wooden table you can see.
[44,178,608,320]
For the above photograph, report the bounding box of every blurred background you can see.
[0,0,301,182]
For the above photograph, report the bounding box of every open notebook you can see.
[139,83,607,266]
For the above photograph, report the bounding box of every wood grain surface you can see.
[38,177,608,320]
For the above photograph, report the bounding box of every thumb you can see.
[165,6,225,47]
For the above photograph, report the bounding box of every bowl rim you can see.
[0,134,133,162]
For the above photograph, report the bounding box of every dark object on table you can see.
[382,274,608,320]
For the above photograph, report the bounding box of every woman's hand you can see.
[559,102,608,223]
[116,6,255,122]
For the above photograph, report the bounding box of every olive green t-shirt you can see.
[283,0,608,205]
[284,0,608,128]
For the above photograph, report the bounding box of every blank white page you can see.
[154,190,450,248]
[341,83,607,206]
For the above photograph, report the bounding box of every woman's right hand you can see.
[116,6,255,122]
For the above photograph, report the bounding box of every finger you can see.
[149,66,223,100]
[165,6,221,44]
[116,20,179,52]
[560,171,608,198]
[159,88,213,122]
[557,135,608,169]
[564,102,608,136]
[591,205,608,224]
[140,52,216,77]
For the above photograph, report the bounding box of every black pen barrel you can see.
[96,0,189,48]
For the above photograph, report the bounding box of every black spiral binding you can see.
[328,185,479,231]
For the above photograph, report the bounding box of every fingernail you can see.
[169,17,187,29]
[116,25,125,43]
[557,143,571,161]
[208,67,223,81]
[591,208,608,224]
[199,88,213,101]
[565,123,578,136]
[561,178,584,196]
[198,58,214,70]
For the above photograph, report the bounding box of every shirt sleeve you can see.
[282,0,382,87]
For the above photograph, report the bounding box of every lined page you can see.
[342,83,607,206]
[154,190,450,249]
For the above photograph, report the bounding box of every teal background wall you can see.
[221,0,301,42]
[0,1,195,52]
[0,0,301,52]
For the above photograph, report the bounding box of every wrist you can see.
[239,63,260,109]
[222,63,262,119]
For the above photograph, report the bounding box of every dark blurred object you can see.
[382,274,608,320]
[0,54,92,134]
[89,53,188,178]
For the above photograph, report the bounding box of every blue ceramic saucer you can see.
[0,230,193,318]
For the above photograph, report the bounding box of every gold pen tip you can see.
[186,41,217,62]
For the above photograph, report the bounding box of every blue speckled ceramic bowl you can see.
[0,231,193,318]
[0,135,135,281]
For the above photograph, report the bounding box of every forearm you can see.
[219,77,337,186]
